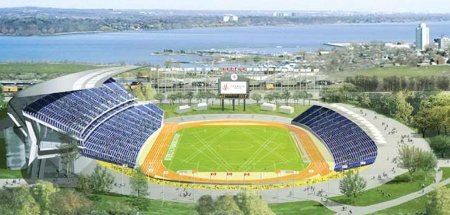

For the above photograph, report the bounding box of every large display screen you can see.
[220,81,248,94]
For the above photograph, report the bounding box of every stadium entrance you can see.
[218,73,249,111]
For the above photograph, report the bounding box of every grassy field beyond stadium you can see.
[163,125,307,172]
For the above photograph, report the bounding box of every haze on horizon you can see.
[1,0,450,13]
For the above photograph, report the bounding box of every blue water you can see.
[1,22,450,65]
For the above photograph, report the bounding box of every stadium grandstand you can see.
[5,66,163,178]
[22,78,163,167]
[292,105,378,171]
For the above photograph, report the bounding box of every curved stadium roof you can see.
[8,66,140,128]
[16,66,140,98]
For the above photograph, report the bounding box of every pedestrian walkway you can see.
[438,159,450,167]
[317,170,449,215]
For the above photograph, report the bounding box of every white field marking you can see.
[244,129,289,161]
[247,130,303,168]
[190,131,236,171]
[177,141,227,171]
[177,127,233,169]
[180,127,232,163]
[236,131,279,171]
[246,142,289,171]
[245,127,296,163]
[161,125,180,170]
[237,131,285,171]
[163,133,180,161]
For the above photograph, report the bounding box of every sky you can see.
[1,0,450,13]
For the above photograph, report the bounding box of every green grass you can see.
[0,63,104,80]
[370,194,430,215]
[332,65,450,79]
[0,169,26,179]
[330,171,435,206]
[442,167,450,181]
[270,201,334,215]
[164,125,307,172]
[159,104,310,119]
[0,63,102,74]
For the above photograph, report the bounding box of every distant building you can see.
[385,43,411,49]
[223,14,238,22]
[438,36,450,50]
[435,56,449,65]
[416,23,430,51]
[273,12,295,17]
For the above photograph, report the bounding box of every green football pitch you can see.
[163,125,308,172]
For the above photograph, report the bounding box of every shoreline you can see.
[2,21,450,37]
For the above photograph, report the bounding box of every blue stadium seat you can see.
[292,105,377,171]
[23,78,164,167]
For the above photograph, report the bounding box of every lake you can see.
[1,22,450,65]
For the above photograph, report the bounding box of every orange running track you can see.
[140,120,331,184]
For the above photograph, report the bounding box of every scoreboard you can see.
[218,73,249,99]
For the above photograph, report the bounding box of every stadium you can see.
[4,66,430,204]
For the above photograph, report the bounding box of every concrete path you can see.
[438,159,450,167]
[321,169,449,215]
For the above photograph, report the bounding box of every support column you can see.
[25,120,39,166]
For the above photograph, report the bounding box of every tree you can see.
[264,93,274,103]
[31,181,59,214]
[429,135,450,158]
[426,187,450,215]
[214,195,243,215]
[272,92,281,105]
[0,187,40,215]
[436,76,450,91]
[398,145,437,180]
[305,91,313,105]
[130,85,145,101]
[89,166,114,193]
[49,189,92,215]
[339,171,367,200]
[76,174,91,194]
[184,91,195,105]
[292,91,302,105]
[392,91,413,124]
[154,92,165,104]
[250,93,262,105]
[100,201,137,215]
[414,107,435,137]
[168,94,177,105]
[175,92,184,104]
[415,93,450,136]
[141,84,156,101]
[320,83,356,103]
[281,90,291,105]
[195,91,205,103]
[205,91,216,105]
[196,195,215,215]
[130,167,148,197]
[234,191,275,215]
